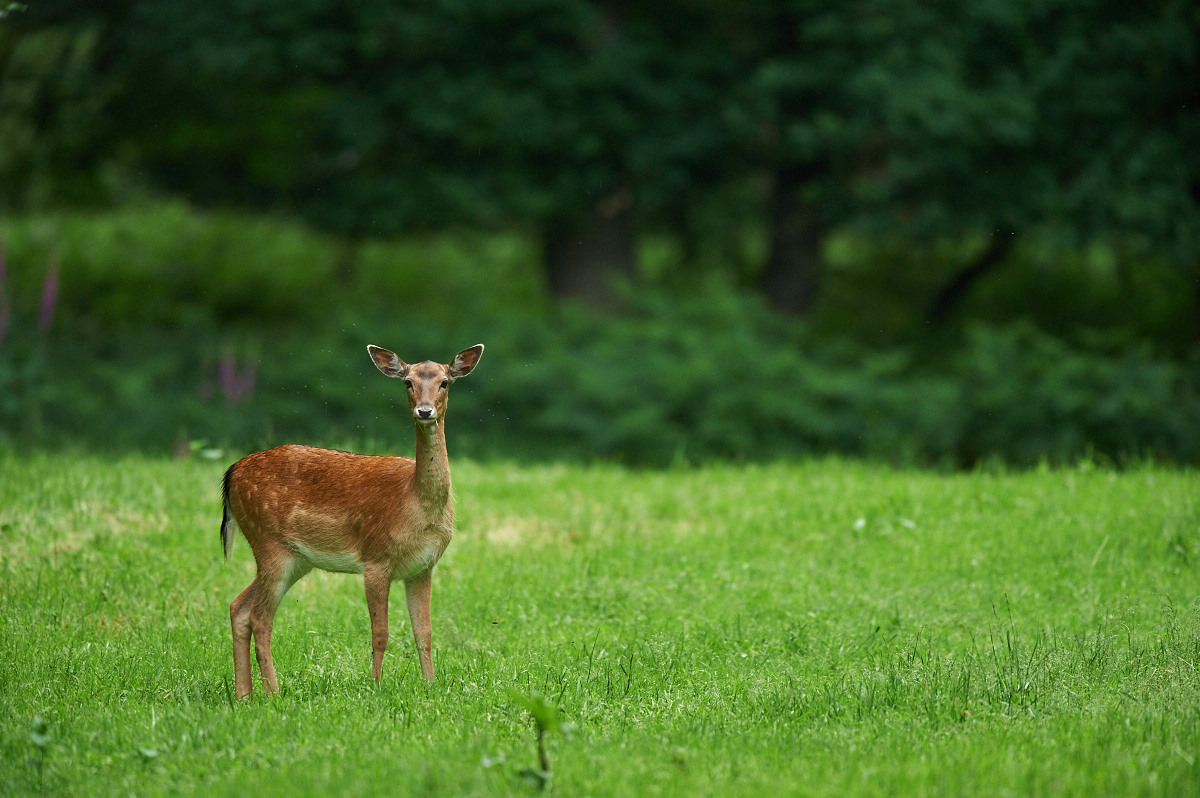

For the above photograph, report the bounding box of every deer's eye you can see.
[403,379,414,390]
[440,380,449,390]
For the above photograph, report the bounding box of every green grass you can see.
[1,453,1198,796]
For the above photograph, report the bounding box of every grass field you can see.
[1,452,1197,796]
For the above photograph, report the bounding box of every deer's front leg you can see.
[364,563,391,683]
[405,571,435,681]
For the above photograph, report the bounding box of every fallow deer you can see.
[220,343,484,698]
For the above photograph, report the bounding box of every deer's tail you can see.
[220,466,237,561]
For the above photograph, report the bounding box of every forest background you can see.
[2,0,1199,467]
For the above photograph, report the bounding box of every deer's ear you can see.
[368,345,409,379]
[449,344,484,380]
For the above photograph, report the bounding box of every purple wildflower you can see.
[219,352,258,403]
[0,242,9,349]
[38,258,59,332]
[236,359,257,401]
[218,353,236,399]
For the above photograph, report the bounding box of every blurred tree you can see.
[97,0,740,306]
[2,0,1197,325]
[730,2,866,315]
[842,0,1200,324]
[727,0,1200,321]
[0,0,133,208]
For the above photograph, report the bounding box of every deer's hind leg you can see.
[232,550,308,698]
[230,579,258,699]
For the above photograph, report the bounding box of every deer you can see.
[220,343,484,699]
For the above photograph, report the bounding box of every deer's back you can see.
[226,444,422,564]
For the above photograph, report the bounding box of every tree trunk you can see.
[544,188,635,308]
[926,228,1016,324]
[761,162,825,316]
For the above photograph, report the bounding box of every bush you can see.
[2,204,1197,467]
[462,297,1200,467]
[2,202,341,326]
[951,323,1200,465]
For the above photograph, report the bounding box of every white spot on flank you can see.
[275,558,301,605]
[293,543,364,574]
[397,541,441,580]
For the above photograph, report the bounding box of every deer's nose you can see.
[415,404,436,420]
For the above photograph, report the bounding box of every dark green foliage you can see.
[2,206,1196,466]
[950,324,1200,466]
[471,292,1200,467]
[5,0,1196,279]
[3,0,735,238]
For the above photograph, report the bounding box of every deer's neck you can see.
[412,420,451,512]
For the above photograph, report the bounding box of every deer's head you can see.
[368,344,484,425]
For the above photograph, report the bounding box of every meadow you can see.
[0,452,1197,796]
